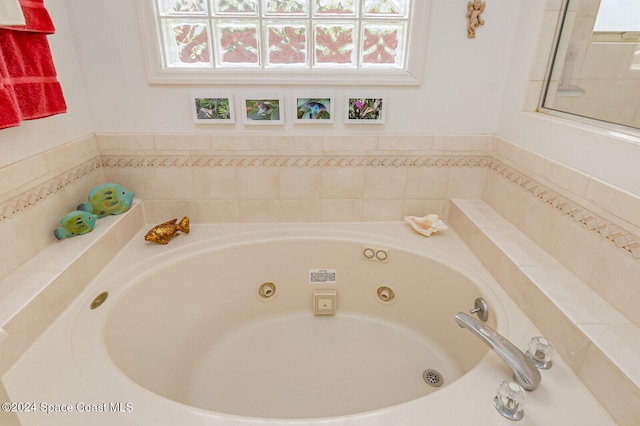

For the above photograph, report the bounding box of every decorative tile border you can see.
[0,158,101,221]
[491,160,640,259]
[101,154,494,168]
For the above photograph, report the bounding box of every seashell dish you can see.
[404,214,448,237]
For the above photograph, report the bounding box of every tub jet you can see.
[90,292,109,310]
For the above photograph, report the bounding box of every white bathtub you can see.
[4,222,616,425]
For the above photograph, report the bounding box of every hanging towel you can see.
[0,0,25,25]
[0,0,66,130]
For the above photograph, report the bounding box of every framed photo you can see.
[192,94,235,123]
[242,96,284,125]
[293,96,335,123]
[345,96,387,124]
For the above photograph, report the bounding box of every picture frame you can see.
[344,96,387,124]
[293,96,335,124]
[242,96,285,125]
[191,93,235,124]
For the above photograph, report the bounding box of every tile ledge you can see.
[450,198,640,392]
[0,200,143,329]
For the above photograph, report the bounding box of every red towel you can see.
[0,0,66,130]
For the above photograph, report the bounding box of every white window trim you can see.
[136,0,429,85]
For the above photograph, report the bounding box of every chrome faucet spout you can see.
[455,312,541,391]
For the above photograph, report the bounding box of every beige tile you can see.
[513,192,567,248]
[193,200,239,222]
[543,216,603,284]
[147,167,196,200]
[321,199,362,222]
[492,255,539,313]
[0,166,18,202]
[481,172,521,221]
[0,382,20,425]
[83,232,119,278]
[404,199,446,219]
[279,200,323,222]
[6,152,50,191]
[267,135,323,153]
[237,167,280,200]
[405,166,449,198]
[579,323,640,389]
[145,200,197,224]
[579,343,640,426]
[432,135,491,152]
[238,200,280,222]
[484,228,556,267]
[521,265,628,325]
[586,178,640,229]
[211,134,268,151]
[96,134,154,151]
[322,167,365,199]
[280,167,323,200]
[590,241,640,328]
[378,135,433,151]
[154,134,211,151]
[363,167,407,199]
[112,204,145,246]
[0,214,38,281]
[192,167,238,200]
[533,156,591,198]
[0,296,48,376]
[446,167,487,199]
[323,135,377,152]
[46,138,98,174]
[452,198,514,230]
[525,286,592,375]
[362,199,404,221]
[491,138,537,174]
[40,259,89,322]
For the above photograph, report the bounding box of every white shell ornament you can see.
[404,214,448,237]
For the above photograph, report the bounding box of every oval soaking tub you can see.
[68,223,507,424]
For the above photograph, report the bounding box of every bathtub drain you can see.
[422,369,443,387]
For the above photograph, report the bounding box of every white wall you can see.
[62,0,519,135]
[0,0,93,169]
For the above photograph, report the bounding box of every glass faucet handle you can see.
[494,381,526,421]
[526,336,555,369]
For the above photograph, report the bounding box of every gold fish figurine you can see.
[144,217,190,244]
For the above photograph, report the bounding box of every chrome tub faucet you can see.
[455,312,541,391]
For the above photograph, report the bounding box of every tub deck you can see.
[2,218,616,425]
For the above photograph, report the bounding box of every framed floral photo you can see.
[242,96,284,125]
[345,96,387,124]
[293,96,334,123]
[192,94,235,123]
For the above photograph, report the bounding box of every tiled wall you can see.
[2,133,638,329]
[2,133,639,323]
[0,133,491,280]
[0,135,104,281]
[486,137,640,328]
[97,133,491,224]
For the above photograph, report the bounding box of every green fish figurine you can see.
[54,210,97,240]
[77,183,135,218]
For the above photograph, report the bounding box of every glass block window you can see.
[154,0,411,70]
